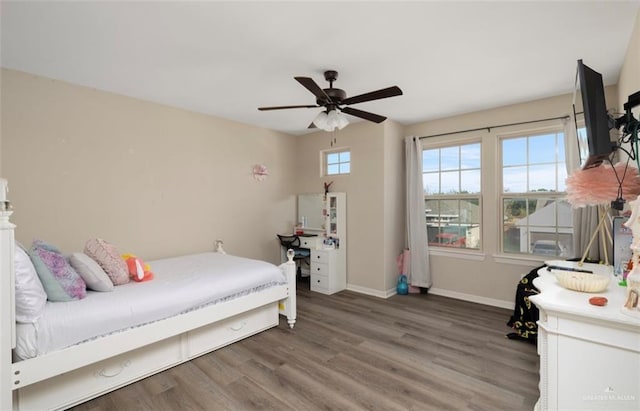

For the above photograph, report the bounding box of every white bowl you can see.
[554,271,611,293]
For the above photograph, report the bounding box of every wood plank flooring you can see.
[69,282,539,411]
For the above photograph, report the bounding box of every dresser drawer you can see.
[17,336,182,411]
[311,250,329,264]
[187,304,277,358]
[311,275,329,292]
[311,262,329,276]
[300,236,319,249]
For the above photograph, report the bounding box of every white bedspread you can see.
[15,252,285,360]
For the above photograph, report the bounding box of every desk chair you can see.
[277,234,311,278]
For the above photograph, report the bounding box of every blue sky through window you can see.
[422,143,481,194]
[327,150,350,175]
[502,132,567,193]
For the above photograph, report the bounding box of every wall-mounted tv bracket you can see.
[609,91,640,211]
[613,90,640,135]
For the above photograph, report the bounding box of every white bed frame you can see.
[0,203,297,411]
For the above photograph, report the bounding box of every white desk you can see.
[279,234,346,295]
[530,263,640,410]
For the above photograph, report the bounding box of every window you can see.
[325,149,350,175]
[422,142,481,250]
[501,130,573,257]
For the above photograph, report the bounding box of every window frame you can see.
[322,148,351,176]
[421,137,483,253]
[497,126,572,258]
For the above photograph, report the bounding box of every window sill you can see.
[492,253,550,266]
[428,248,486,261]
[427,249,559,266]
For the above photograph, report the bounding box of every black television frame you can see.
[573,59,614,169]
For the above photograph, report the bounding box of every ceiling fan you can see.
[258,70,403,130]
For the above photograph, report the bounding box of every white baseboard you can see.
[346,283,397,299]
[429,287,514,310]
[346,284,514,310]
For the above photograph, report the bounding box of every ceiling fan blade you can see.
[341,86,403,106]
[295,76,331,101]
[258,105,318,111]
[341,106,387,123]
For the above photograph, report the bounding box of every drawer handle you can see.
[95,360,131,378]
[230,321,247,331]
[316,267,320,271]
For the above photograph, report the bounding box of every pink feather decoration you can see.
[566,163,640,207]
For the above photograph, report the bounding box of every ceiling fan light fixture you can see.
[313,111,330,130]
[313,109,349,132]
[336,110,349,130]
[328,109,349,131]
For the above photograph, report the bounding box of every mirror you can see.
[297,193,324,230]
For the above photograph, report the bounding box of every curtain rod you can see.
[418,114,571,140]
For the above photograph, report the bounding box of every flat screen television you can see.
[573,59,614,169]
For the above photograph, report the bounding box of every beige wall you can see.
[618,8,640,118]
[0,69,297,264]
[294,121,389,295]
[383,120,406,292]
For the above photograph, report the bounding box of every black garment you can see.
[506,265,545,343]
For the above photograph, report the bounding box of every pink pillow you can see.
[84,238,129,285]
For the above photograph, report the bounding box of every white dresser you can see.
[529,264,640,410]
[310,248,346,295]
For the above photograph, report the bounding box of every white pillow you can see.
[14,243,47,323]
[68,252,114,292]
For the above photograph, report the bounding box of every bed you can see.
[0,199,297,411]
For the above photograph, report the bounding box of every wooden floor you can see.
[70,282,539,411]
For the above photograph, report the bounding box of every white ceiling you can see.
[2,1,639,135]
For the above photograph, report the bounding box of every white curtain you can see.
[564,117,603,260]
[405,136,431,288]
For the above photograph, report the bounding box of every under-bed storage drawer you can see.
[187,304,278,358]
[17,335,182,411]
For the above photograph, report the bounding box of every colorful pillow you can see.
[84,238,129,285]
[14,243,47,322]
[28,240,86,302]
[68,252,114,292]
